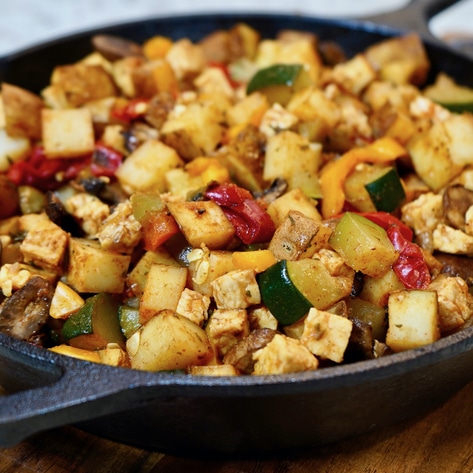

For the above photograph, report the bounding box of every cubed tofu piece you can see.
[301,307,353,363]
[97,200,142,253]
[20,218,69,271]
[206,308,250,357]
[386,289,440,352]
[248,306,279,330]
[42,108,95,158]
[67,238,131,293]
[429,274,473,332]
[259,103,299,137]
[98,344,131,368]
[166,200,235,250]
[433,224,473,254]
[269,210,331,260]
[115,139,184,194]
[139,263,187,323]
[176,288,211,327]
[266,187,322,227]
[211,269,261,309]
[1,83,43,139]
[187,249,236,297]
[65,193,110,237]
[252,333,319,375]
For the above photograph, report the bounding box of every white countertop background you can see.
[0,0,471,57]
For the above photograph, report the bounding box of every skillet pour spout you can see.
[2,3,473,457]
[1,328,473,457]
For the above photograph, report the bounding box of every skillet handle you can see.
[361,0,463,42]
[0,340,162,448]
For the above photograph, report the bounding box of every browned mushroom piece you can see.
[0,276,54,342]
[443,184,473,231]
[0,175,19,220]
[435,252,473,286]
[92,34,144,61]
[223,328,277,373]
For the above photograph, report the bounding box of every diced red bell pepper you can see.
[204,182,275,245]
[90,142,123,178]
[141,210,180,251]
[386,224,431,290]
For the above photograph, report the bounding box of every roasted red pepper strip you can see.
[359,211,413,241]
[204,182,275,244]
[386,224,431,289]
[7,146,90,191]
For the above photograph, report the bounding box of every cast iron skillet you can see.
[1,0,473,458]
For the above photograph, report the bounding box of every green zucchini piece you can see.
[424,73,473,113]
[246,64,312,105]
[329,212,398,278]
[257,259,312,325]
[346,297,387,341]
[364,167,406,212]
[118,305,141,338]
[62,293,125,349]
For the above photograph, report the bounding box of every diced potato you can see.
[176,288,211,327]
[132,59,178,97]
[1,83,43,139]
[330,54,376,95]
[166,200,235,250]
[49,63,117,107]
[161,101,225,160]
[42,108,95,158]
[126,248,179,297]
[49,281,85,319]
[226,92,269,127]
[0,128,31,172]
[115,139,184,194]
[255,38,322,82]
[112,56,146,97]
[164,167,204,198]
[139,263,187,323]
[266,188,322,227]
[359,268,405,307]
[386,289,440,352]
[67,238,131,293]
[264,130,322,197]
[365,33,430,86]
[165,38,207,81]
[127,310,213,371]
[301,307,353,363]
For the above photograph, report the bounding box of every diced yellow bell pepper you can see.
[186,157,230,185]
[232,249,277,272]
[143,35,173,59]
[49,344,101,363]
[319,137,406,218]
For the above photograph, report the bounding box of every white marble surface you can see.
[0,0,471,57]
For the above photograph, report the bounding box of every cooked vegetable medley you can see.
[2,24,473,376]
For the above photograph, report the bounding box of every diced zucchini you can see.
[346,297,387,341]
[118,305,141,338]
[329,212,398,278]
[424,73,473,113]
[247,64,313,106]
[62,293,125,350]
[364,167,406,212]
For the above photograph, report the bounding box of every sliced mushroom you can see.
[443,184,473,231]
[435,252,473,286]
[223,328,277,374]
[45,191,84,236]
[92,34,143,61]
[0,276,54,342]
